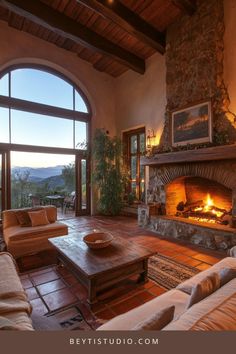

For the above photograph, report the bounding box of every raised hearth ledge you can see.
[149,215,236,250]
[141,144,236,166]
[156,216,236,233]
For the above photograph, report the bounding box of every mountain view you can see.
[12,165,65,181]
[11,164,75,209]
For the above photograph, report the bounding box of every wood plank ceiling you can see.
[0,0,196,77]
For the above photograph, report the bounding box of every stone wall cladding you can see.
[149,217,236,250]
[160,0,236,148]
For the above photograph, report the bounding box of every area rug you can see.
[148,253,200,290]
[32,303,102,331]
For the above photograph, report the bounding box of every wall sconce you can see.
[146,129,156,149]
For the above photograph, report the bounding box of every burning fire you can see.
[194,194,224,219]
[206,194,213,208]
[178,193,228,225]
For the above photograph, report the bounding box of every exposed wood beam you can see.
[172,0,197,16]
[76,0,165,54]
[0,0,145,74]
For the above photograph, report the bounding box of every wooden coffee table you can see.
[49,234,155,304]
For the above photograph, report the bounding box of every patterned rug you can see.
[32,303,102,331]
[148,253,200,290]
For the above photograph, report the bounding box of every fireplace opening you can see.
[165,177,232,226]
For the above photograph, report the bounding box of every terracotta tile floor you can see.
[19,215,226,324]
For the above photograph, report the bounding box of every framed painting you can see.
[171,101,212,147]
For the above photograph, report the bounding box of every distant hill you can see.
[38,175,65,189]
[12,165,65,179]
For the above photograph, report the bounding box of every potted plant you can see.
[92,129,126,215]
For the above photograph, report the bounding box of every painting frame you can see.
[171,100,212,147]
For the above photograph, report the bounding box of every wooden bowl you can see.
[83,232,113,249]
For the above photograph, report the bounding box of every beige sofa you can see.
[2,206,68,258]
[0,252,33,330]
[98,256,236,331]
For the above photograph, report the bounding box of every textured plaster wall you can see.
[114,53,166,142]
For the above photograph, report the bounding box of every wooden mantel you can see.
[141,144,236,166]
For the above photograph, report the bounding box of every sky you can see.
[11,151,74,168]
[0,68,88,167]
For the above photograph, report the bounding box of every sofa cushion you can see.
[0,316,22,330]
[0,253,24,297]
[4,222,67,243]
[177,257,236,295]
[132,305,175,331]
[4,311,33,331]
[98,289,189,331]
[163,278,236,331]
[28,209,50,227]
[187,272,220,308]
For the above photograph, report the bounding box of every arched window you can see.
[0,66,91,216]
[0,66,91,150]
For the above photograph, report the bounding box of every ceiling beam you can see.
[0,0,145,74]
[172,0,197,16]
[76,0,165,54]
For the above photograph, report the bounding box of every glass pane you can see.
[75,91,88,113]
[131,135,137,153]
[11,151,75,219]
[11,69,73,109]
[140,133,145,153]
[81,159,87,210]
[131,182,136,196]
[0,73,9,96]
[75,121,87,149]
[131,156,137,180]
[11,109,74,148]
[0,107,10,143]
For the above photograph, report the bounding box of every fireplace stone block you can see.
[149,216,236,250]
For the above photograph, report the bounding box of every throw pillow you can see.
[15,210,32,227]
[187,272,220,309]
[219,268,236,287]
[28,209,50,227]
[132,305,175,331]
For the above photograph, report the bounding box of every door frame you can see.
[0,146,91,217]
[75,155,91,216]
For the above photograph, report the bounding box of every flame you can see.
[206,194,214,207]
[187,193,224,224]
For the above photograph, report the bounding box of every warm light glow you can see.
[180,192,226,225]
[206,193,213,208]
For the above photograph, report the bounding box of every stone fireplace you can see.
[141,152,236,250]
[138,0,236,250]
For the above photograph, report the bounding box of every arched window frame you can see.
[0,64,91,215]
[0,64,92,154]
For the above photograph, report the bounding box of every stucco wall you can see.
[114,53,166,143]
[0,20,116,136]
[224,0,236,115]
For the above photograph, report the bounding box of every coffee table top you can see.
[49,234,155,278]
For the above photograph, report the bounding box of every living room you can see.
[1,0,236,347]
